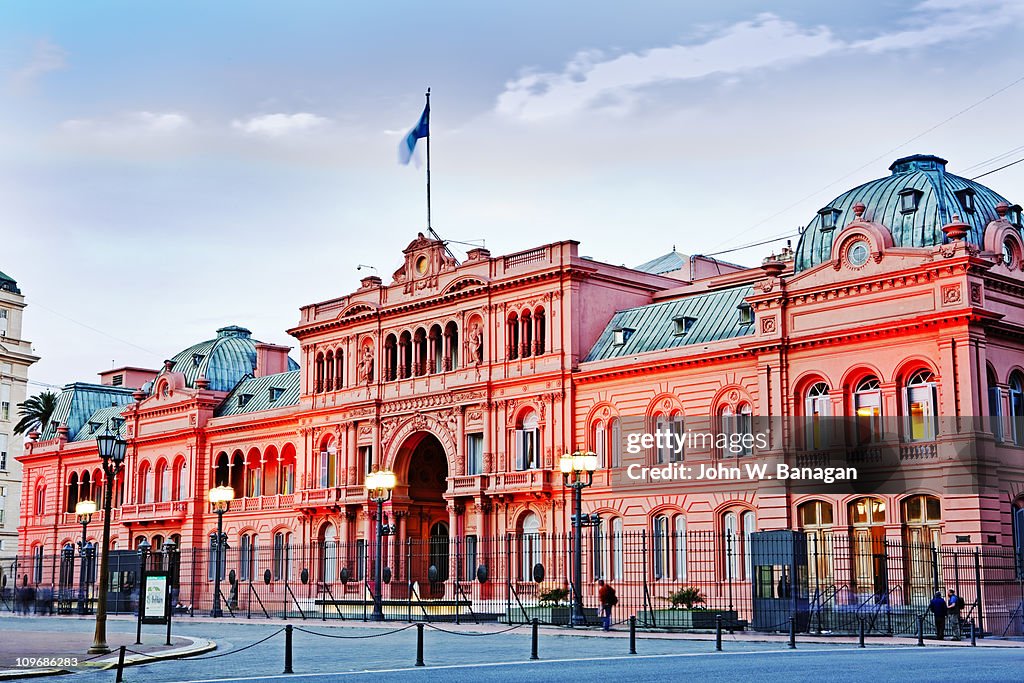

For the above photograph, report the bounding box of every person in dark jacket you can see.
[597,580,617,631]
[928,590,947,639]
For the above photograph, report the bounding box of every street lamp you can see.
[89,423,128,654]
[75,500,97,615]
[208,485,235,617]
[366,469,396,621]
[560,449,599,627]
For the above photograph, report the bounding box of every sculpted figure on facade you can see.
[358,345,374,384]
[469,322,484,365]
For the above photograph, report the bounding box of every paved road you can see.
[1,615,1020,682]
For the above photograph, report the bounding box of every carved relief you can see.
[941,284,962,306]
[970,282,983,305]
[761,316,777,334]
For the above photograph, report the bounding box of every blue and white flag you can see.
[398,102,430,165]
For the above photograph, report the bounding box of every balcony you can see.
[899,442,938,460]
[226,493,296,513]
[450,474,487,496]
[298,487,343,509]
[487,469,553,495]
[119,501,187,524]
[58,509,121,527]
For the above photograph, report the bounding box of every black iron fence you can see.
[3,531,1022,636]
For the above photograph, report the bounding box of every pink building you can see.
[12,155,1024,632]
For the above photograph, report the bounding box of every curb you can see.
[0,636,217,680]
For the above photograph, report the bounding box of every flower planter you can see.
[508,605,600,625]
[638,609,740,630]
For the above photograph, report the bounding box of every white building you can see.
[0,269,39,556]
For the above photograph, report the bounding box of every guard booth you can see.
[750,530,810,632]
[104,550,141,614]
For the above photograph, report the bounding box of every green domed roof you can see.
[794,155,1015,272]
[161,325,299,392]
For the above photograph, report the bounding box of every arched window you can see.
[798,500,834,588]
[67,472,79,513]
[208,533,226,581]
[854,376,882,444]
[176,460,188,501]
[611,518,624,580]
[139,462,152,504]
[741,511,756,579]
[1012,497,1024,579]
[413,328,427,376]
[610,417,622,468]
[652,410,684,464]
[674,515,687,581]
[399,331,413,379]
[593,421,607,468]
[214,452,229,488]
[520,310,533,358]
[723,512,738,579]
[262,446,278,497]
[653,514,669,579]
[722,509,755,581]
[334,349,344,390]
[902,495,941,599]
[429,522,450,583]
[519,512,541,581]
[279,445,296,495]
[324,350,335,390]
[239,533,256,581]
[35,484,46,516]
[429,324,443,374]
[507,313,520,360]
[515,412,540,471]
[534,308,546,355]
[314,352,325,393]
[445,321,459,371]
[80,471,91,506]
[720,403,754,456]
[903,370,938,442]
[321,525,338,583]
[274,531,291,580]
[592,519,604,580]
[804,382,831,449]
[384,334,398,382]
[156,461,170,503]
[230,451,245,499]
[987,366,1003,442]
[849,496,886,597]
[1010,371,1024,446]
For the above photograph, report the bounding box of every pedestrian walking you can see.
[947,590,963,641]
[928,590,947,639]
[597,579,617,631]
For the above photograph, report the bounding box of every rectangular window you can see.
[464,534,478,581]
[656,416,684,463]
[208,536,226,581]
[592,525,604,579]
[905,385,938,442]
[0,383,9,421]
[0,309,7,337]
[515,429,539,470]
[854,391,882,444]
[33,546,44,584]
[610,419,622,468]
[359,445,373,478]
[0,433,7,470]
[355,539,366,580]
[466,433,483,475]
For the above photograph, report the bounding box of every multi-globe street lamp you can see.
[208,485,235,617]
[75,499,96,615]
[560,449,600,627]
[365,469,396,621]
[88,424,128,654]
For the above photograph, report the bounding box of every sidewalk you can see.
[0,625,215,680]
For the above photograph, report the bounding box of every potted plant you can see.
[639,586,739,629]
[509,584,598,625]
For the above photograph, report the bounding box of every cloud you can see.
[231,112,330,137]
[11,39,67,87]
[59,111,192,137]
[496,1,1024,121]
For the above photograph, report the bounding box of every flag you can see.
[398,102,430,165]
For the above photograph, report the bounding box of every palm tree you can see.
[13,390,58,435]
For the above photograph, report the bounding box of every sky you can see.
[2,0,1024,389]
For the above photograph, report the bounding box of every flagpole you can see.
[425,87,431,232]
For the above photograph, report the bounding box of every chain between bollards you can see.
[530,618,539,660]
[715,614,722,651]
[858,618,865,648]
[788,616,796,649]
[415,623,425,667]
[629,616,637,655]
[115,645,126,683]
[916,615,925,646]
[283,624,293,674]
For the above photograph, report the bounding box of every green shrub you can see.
[538,587,570,606]
[664,587,706,610]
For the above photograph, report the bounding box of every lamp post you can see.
[560,449,599,627]
[209,485,235,617]
[366,469,396,621]
[75,500,96,615]
[88,423,128,654]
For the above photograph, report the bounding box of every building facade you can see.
[11,155,1024,629]
[0,269,40,555]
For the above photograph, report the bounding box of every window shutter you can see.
[929,384,939,440]
[320,452,329,488]
[515,430,525,470]
[901,387,911,442]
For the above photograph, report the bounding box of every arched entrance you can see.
[393,431,450,597]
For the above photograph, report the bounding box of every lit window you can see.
[804,382,832,449]
[854,377,882,444]
[904,370,938,442]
